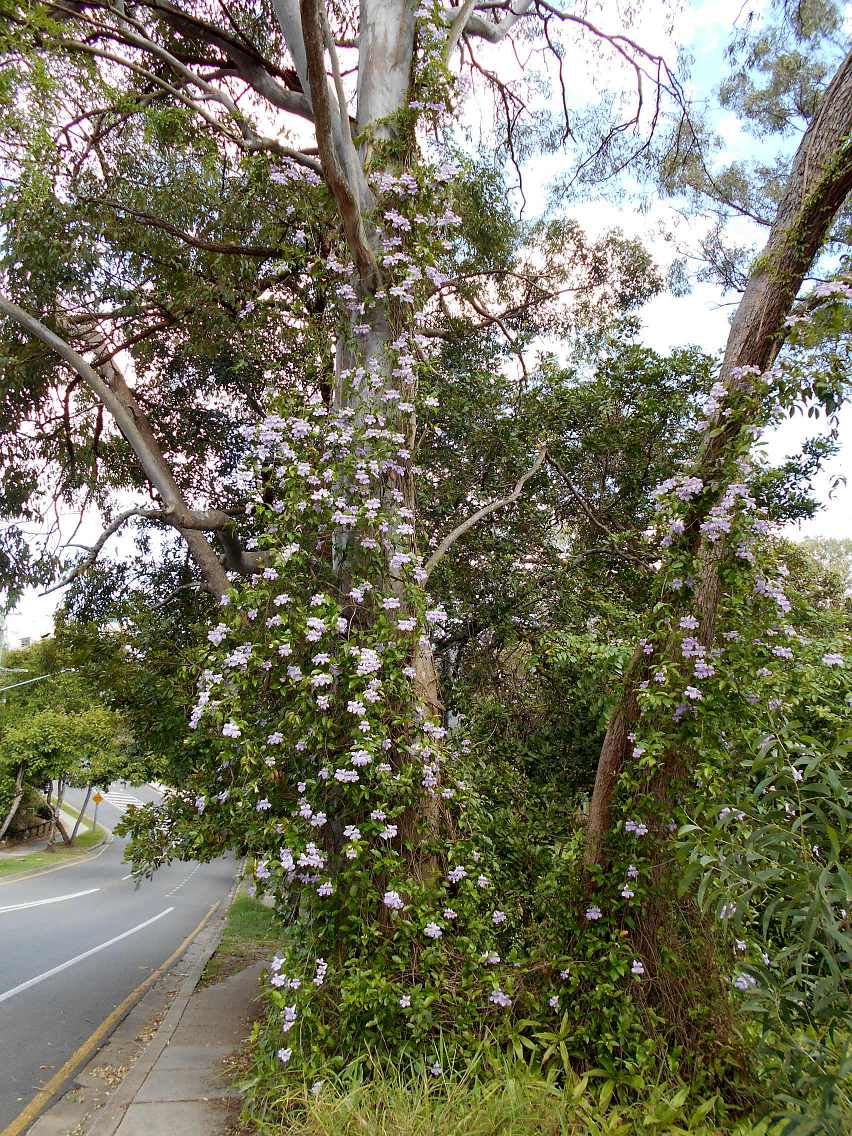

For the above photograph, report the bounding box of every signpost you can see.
[92,791,103,833]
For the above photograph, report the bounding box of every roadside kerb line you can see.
[0,908,175,1004]
[0,899,221,1136]
[0,887,100,915]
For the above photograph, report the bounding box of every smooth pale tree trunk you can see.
[0,762,25,841]
[274,1,444,875]
[70,784,94,845]
[585,50,852,869]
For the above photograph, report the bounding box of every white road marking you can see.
[104,792,144,810]
[165,863,201,897]
[121,874,133,881]
[0,907,175,1004]
[0,888,100,915]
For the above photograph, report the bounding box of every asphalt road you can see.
[0,783,236,1130]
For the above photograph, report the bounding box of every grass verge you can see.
[242,1061,775,1136]
[200,891,280,987]
[0,826,105,880]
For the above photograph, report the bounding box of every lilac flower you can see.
[548,995,559,1010]
[585,906,603,921]
[822,652,844,667]
[621,886,634,899]
[625,820,648,837]
[222,721,241,738]
[626,864,638,879]
[631,960,645,976]
[492,910,507,925]
[424,922,443,939]
[277,1048,292,1064]
[257,798,271,812]
[267,732,284,745]
[195,796,206,813]
[383,890,404,910]
[675,476,703,501]
[683,686,703,701]
[317,881,333,897]
[733,973,757,992]
[477,875,490,889]
[208,624,228,645]
[442,908,457,920]
[679,615,699,630]
[379,824,398,840]
[399,994,411,1008]
[489,989,512,1008]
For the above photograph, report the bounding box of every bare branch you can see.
[297,0,379,287]
[441,1,534,44]
[0,294,231,596]
[41,504,246,594]
[546,454,650,567]
[425,447,547,577]
[443,0,476,59]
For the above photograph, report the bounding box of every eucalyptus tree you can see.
[0,0,701,1072]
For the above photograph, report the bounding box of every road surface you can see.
[0,783,236,1130]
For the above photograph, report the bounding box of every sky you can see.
[3,0,850,650]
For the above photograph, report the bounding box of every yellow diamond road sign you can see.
[92,792,104,805]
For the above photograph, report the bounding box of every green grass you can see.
[0,826,105,880]
[201,892,281,986]
[249,1063,773,1136]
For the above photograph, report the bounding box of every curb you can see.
[85,869,243,1136]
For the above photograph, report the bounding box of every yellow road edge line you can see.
[0,899,221,1136]
[0,837,112,888]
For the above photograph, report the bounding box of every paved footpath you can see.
[26,902,265,1136]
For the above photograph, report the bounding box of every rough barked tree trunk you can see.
[585,49,852,869]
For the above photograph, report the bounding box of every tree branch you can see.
[440,1,534,44]
[41,504,246,594]
[296,0,379,287]
[546,454,651,567]
[0,295,231,596]
[425,447,547,577]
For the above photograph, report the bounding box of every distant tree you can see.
[0,639,133,843]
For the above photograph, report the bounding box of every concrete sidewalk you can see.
[87,962,265,1136]
[27,887,264,1136]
